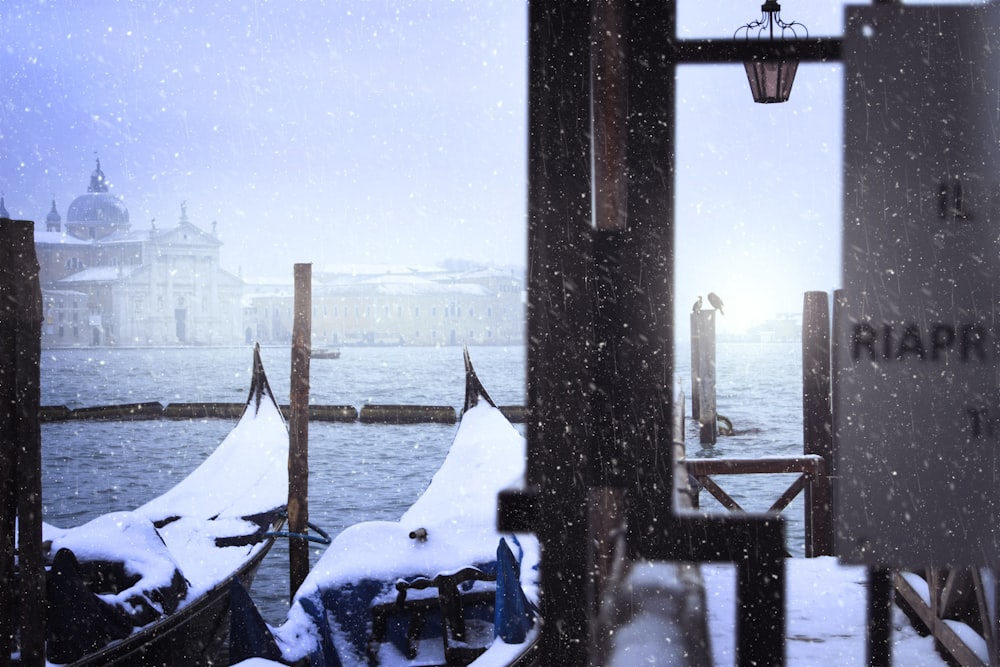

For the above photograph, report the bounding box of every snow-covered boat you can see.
[231,348,539,667]
[311,348,341,360]
[22,344,289,666]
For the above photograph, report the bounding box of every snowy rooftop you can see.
[56,266,136,283]
[33,230,90,245]
[313,263,447,278]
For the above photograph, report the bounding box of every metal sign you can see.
[836,2,1000,567]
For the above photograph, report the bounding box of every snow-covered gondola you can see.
[20,344,289,666]
[231,347,539,667]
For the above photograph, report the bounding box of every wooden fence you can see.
[686,455,831,558]
[684,290,834,558]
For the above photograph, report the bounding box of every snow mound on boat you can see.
[276,399,526,660]
[135,393,288,523]
[44,511,183,602]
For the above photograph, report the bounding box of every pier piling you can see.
[692,309,717,444]
[802,291,833,557]
[288,263,312,599]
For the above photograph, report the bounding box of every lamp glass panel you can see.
[743,60,798,104]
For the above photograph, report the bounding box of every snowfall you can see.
[234,394,952,667]
[33,364,957,667]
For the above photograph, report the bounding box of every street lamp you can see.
[735,0,807,103]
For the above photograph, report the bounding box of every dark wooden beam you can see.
[0,218,44,667]
[524,1,594,663]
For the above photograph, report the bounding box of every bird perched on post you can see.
[692,296,702,314]
[707,292,724,315]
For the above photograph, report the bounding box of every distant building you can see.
[23,161,524,348]
[744,313,802,343]
[32,160,243,346]
[243,264,525,346]
[41,289,90,346]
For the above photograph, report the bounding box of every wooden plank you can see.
[695,475,744,512]
[970,568,999,666]
[894,571,987,667]
[687,455,823,476]
[768,474,807,514]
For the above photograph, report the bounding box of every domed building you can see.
[64,159,131,240]
[33,161,244,347]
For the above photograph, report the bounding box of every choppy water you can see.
[39,340,806,626]
[677,340,808,556]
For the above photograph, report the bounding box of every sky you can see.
[0,1,526,272]
[0,1,970,335]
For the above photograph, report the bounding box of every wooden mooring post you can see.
[288,263,312,599]
[691,309,717,444]
[690,310,701,421]
[802,291,834,557]
[0,218,45,667]
[682,290,839,558]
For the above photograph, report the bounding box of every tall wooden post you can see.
[0,218,45,666]
[288,263,312,598]
[523,1,593,663]
[802,291,833,556]
[588,0,628,629]
[696,310,717,445]
[690,312,701,420]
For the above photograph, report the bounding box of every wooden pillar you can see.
[802,291,833,556]
[867,567,893,667]
[612,0,677,554]
[589,0,628,629]
[830,288,845,546]
[696,310,717,445]
[690,312,701,420]
[0,218,44,666]
[525,2,593,663]
[288,263,311,598]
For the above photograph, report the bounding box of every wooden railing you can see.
[685,455,831,558]
[894,567,994,667]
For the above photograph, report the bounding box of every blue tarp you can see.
[494,538,535,644]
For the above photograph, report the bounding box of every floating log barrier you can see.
[70,402,165,421]
[305,405,358,422]
[499,405,527,423]
[359,404,457,425]
[164,403,246,420]
[163,403,358,422]
[39,406,73,423]
[41,403,517,424]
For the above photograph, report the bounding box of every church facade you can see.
[17,160,524,348]
[28,161,243,347]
